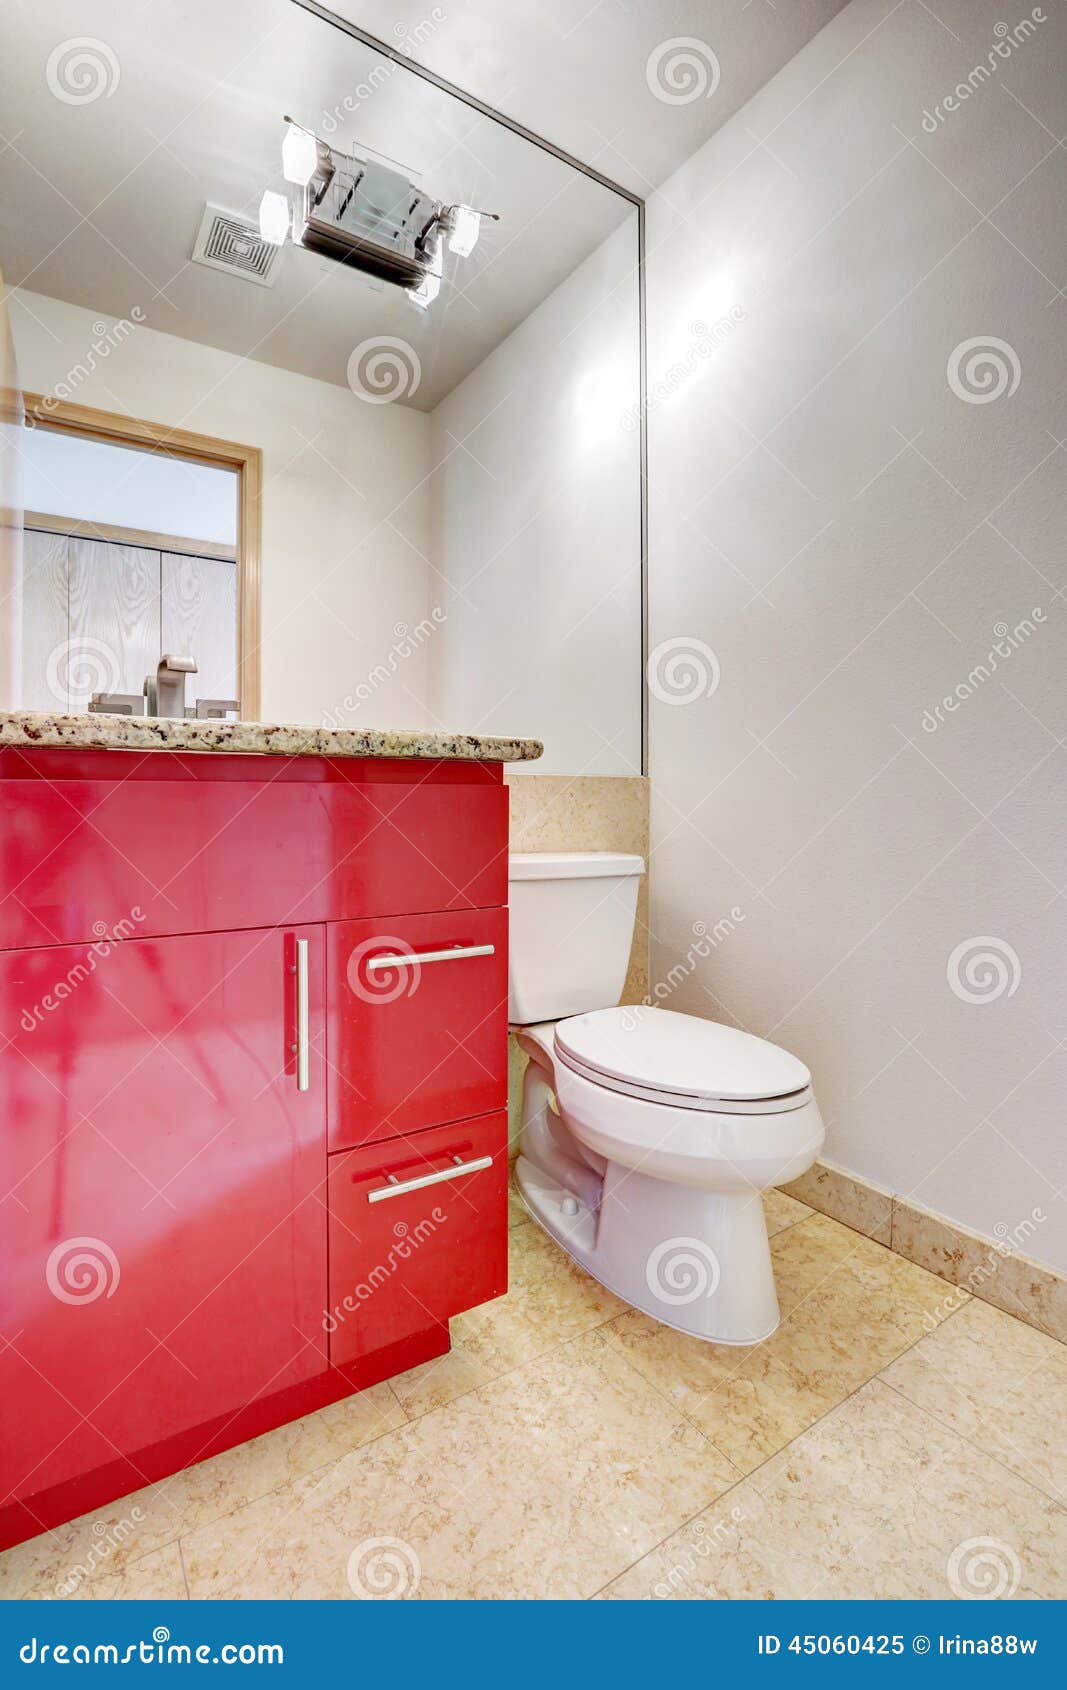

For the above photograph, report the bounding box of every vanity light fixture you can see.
[265,117,497,308]
[281,121,320,187]
[446,204,482,257]
[258,189,291,247]
[410,230,444,311]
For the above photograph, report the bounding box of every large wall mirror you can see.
[0,0,643,773]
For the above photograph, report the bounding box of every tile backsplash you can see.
[506,773,650,1153]
[507,773,649,1005]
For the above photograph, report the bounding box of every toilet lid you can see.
[554,1006,811,1110]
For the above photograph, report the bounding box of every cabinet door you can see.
[328,908,508,1149]
[161,551,237,706]
[328,1111,508,1365]
[19,530,69,712]
[0,926,327,1504]
[67,539,161,710]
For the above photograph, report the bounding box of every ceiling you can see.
[0,0,845,406]
[325,0,851,195]
[0,0,636,408]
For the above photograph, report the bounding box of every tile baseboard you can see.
[781,1159,1066,1345]
[781,1161,893,1246]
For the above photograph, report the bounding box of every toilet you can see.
[509,852,824,1345]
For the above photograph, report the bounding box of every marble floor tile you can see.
[602,1379,1067,1600]
[0,1382,404,1599]
[388,1219,627,1418]
[881,1298,1067,1507]
[69,1544,188,1601]
[8,1197,1057,1606]
[602,1213,959,1475]
[181,1329,738,1600]
[764,1188,812,1236]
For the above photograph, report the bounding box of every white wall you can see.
[646,0,1067,1271]
[20,428,237,548]
[10,289,434,729]
[428,218,642,774]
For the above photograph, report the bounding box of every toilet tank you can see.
[508,852,644,1025]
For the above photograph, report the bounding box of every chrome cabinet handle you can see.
[364,944,495,972]
[367,1154,493,1203]
[296,937,310,1092]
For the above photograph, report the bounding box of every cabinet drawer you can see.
[327,907,508,1150]
[0,756,507,949]
[327,1112,508,1365]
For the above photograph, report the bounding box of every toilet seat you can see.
[554,1005,813,1115]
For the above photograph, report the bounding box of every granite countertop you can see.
[0,710,543,764]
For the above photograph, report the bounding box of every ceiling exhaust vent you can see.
[191,203,282,288]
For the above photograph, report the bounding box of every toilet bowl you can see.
[508,853,824,1345]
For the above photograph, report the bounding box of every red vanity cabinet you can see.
[0,747,513,1551]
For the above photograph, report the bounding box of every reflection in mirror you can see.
[19,430,239,718]
[0,0,641,772]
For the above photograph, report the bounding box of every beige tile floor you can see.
[2,1185,1065,1601]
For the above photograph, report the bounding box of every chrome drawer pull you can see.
[367,1154,493,1203]
[365,944,495,971]
[296,937,310,1092]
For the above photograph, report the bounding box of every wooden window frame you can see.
[21,392,262,719]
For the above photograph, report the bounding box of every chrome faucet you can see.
[145,654,197,718]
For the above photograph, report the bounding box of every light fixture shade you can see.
[410,227,444,311]
[447,205,481,257]
[282,123,319,187]
[258,189,290,246]
[410,268,442,311]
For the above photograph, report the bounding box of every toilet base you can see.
[515,1153,781,1346]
